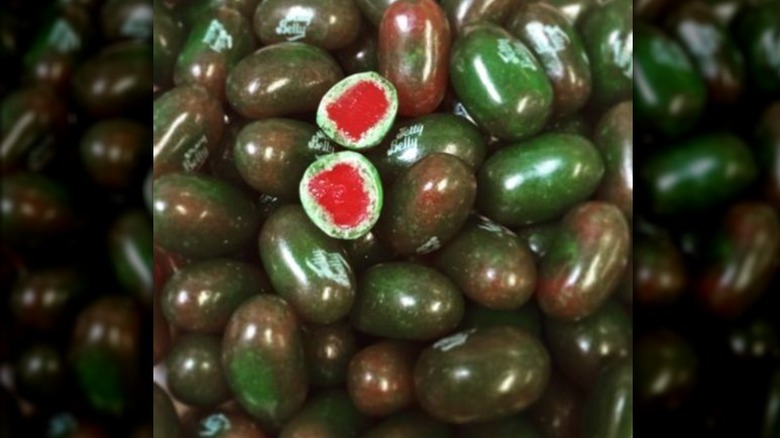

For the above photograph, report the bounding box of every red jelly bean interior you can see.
[308,163,370,228]
[325,80,389,141]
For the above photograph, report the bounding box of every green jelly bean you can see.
[167,333,231,407]
[634,23,707,137]
[80,119,149,189]
[635,330,697,410]
[641,133,757,215]
[10,268,87,332]
[593,101,633,219]
[528,373,584,438]
[222,295,308,430]
[301,320,357,388]
[254,0,361,50]
[347,341,417,417]
[153,0,184,87]
[435,216,536,310]
[515,221,560,260]
[226,42,343,119]
[153,84,225,178]
[733,2,780,94]
[279,390,369,438]
[441,0,517,37]
[336,24,379,75]
[259,205,356,324]
[506,2,592,118]
[351,262,464,340]
[234,118,335,200]
[634,223,687,306]
[108,209,153,307]
[376,153,476,255]
[414,327,550,423]
[578,0,632,107]
[537,202,630,321]
[450,23,553,140]
[0,172,75,246]
[153,173,259,258]
[544,300,632,390]
[161,258,266,332]
[367,113,486,183]
[477,133,604,226]
[14,344,66,405]
[582,357,633,438]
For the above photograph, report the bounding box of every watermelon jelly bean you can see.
[316,72,398,150]
[300,150,383,240]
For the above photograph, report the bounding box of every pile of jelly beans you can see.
[153,0,633,436]
[1,0,152,436]
[634,0,779,436]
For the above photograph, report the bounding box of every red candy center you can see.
[308,163,370,228]
[325,81,389,141]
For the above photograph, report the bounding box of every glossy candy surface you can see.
[347,341,417,416]
[254,0,362,50]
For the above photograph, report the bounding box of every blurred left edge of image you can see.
[0,0,153,437]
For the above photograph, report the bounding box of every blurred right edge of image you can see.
[634,0,780,436]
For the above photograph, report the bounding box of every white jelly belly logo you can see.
[182,135,209,172]
[50,19,80,52]
[650,36,691,70]
[306,249,351,287]
[526,22,570,76]
[200,413,230,437]
[308,131,335,157]
[609,30,633,78]
[276,7,315,41]
[497,38,537,70]
[386,123,425,161]
[475,214,512,236]
[433,329,475,351]
[202,20,233,53]
[416,236,441,254]
[680,22,719,58]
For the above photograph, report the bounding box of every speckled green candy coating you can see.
[593,101,633,218]
[477,133,604,226]
[167,333,231,407]
[301,321,357,388]
[300,151,383,240]
[259,205,356,324]
[153,173,259,258]
[316,72,398,150]
[450,23,553,140]
[254,0,361,50]
[376,153,476,255]
[583,357,632,438]
[414,326,551,423]
[733,2,780,94]
[222,295,308,430]
[351,262,464,340]
[634,24,706,138]
[279,390,369,438]
[537,202,630,321]
[640,133,757,215]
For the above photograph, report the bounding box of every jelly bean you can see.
[506,2,592,118]
[435,216,536,310]
[22,4,93,75]
[477,134,604,226]
[544,300,632,390]
[80,119,149,189]
[174,6,255,100]
[414,327,551,423]
[379,0,450,117]
[344,230,394,272]
[732,2,780,94]
[13,344,66,406]
[153,84,225,178]
[153,173,259,258]
[457,415,541,438]
[0,173,75,245]
[254,0,361,50]
[634,223,687,306]
[153,383,184,438]
[696,202,780,318]
[635,331,697,410]
[542,0,594,24]
[279,390,369,438]
[1,86,67,172]
[70,296,141,416]
[665,1,745,105]
[376,153,476,255]
[72,41,152,116]
[756,102,780,209]
[528,374,584,438]
[450,23,553,140]
[259,205,356,324]
[578,0,632,108]
[582,357,632,438]
[351,262,464,340]
[537,202,630,321]
[727,318,779,360]
[515,221,560,259]
[167,333,231,407]
[184,409,268,438]
[108,210,153,307]
[640,133,757,215]
[234,118,335,199]
[367,113,486,182]
[634,24,707,137]
[460,300,542,337]
[221,295,308,429]
[9,268,86,332]
[336,24,378,75]
[544,112,592,137]
[346,341,417,416]
[101,0,153,41]
[592,101,633,218]
[161,258,266,332]
[354,0,401,27]
[152,0,184,87]
[440,0,517,37]
[226,42,343,119]
[300,321,356,387]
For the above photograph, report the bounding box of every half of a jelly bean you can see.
[316,72,398,150]
[300,151,383,240]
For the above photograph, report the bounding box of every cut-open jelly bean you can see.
[300,151,383,240]
[317,72,398,150]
